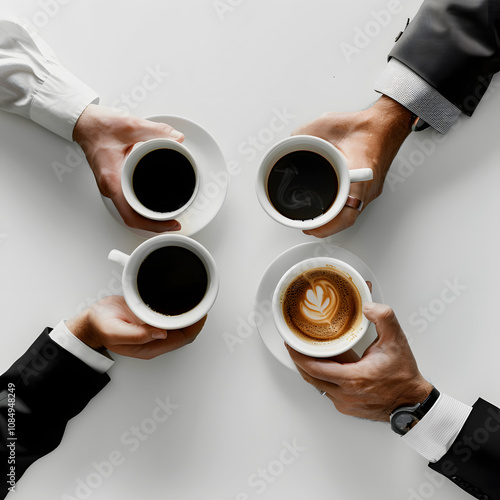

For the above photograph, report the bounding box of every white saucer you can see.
[255,242,384,372]
[101,114,229,238]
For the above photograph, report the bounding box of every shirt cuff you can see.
[402,393,473,463]
[374,59,461,134]
[30,63,99,142]
[49,320,114,374]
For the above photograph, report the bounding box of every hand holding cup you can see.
[66,295,206,360]
[286,302,433,422]
[73,104,186,233]
[290,96,414,238]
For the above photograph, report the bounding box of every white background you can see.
[1,1,499,499]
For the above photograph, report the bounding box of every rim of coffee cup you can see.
[122,138,200,221]
[256,135,351,230]
[120,235,218,329]
[272,257,371,358]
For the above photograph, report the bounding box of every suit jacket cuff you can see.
[429,399,500,499]
[1,328,110,442]
[1,329,110,488]
[375,59,461,134]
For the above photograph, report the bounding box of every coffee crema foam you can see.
[282,267,362,342]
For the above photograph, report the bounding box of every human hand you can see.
[66,296,206,360]
[73,104,185,233]
[292,96,413,238]
[286,302,433,421]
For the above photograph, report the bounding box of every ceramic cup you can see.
[256,135,373,230]
[121,138,200,221]
[108,234,218,329]
[272,257,371,357]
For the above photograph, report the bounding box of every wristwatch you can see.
[390,387,440,436]
[411,114,429,132]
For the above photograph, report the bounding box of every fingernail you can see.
[169,129,183,139]
[152,331,167,340]
[363,301,375,313]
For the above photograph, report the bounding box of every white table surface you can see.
[1,1,498,499]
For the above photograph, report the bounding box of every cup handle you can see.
[108,249,130,268]
[349,168,373,183]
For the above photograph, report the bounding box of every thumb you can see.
[362,302,405,343]
[132,119,185,143]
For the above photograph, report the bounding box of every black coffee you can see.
[137,246,208,316]
[132,148,196,213]
[267,150,338,220]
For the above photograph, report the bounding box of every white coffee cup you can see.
[108,234,218,329]
[121,138,200,221]
[256,135,373,230]
[272,257,372,357]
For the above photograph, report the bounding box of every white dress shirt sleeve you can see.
[49,320,114,374]
[374,59,462,135]
[0,18,99,142]
[401,393,473,463]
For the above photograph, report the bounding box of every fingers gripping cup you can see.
[256,135,373,230]
[108,235,218,329]
[122,138,200,221]
[273,257,371,357]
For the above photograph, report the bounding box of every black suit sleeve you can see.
[0,329,110,498]
[429,398,500,499]
[389,0,500,115]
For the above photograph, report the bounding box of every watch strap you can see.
[414,387,440,419]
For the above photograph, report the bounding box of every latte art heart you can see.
[301,281,339,323]
[282,267,362,342]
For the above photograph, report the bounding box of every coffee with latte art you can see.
[282,267,362,343]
